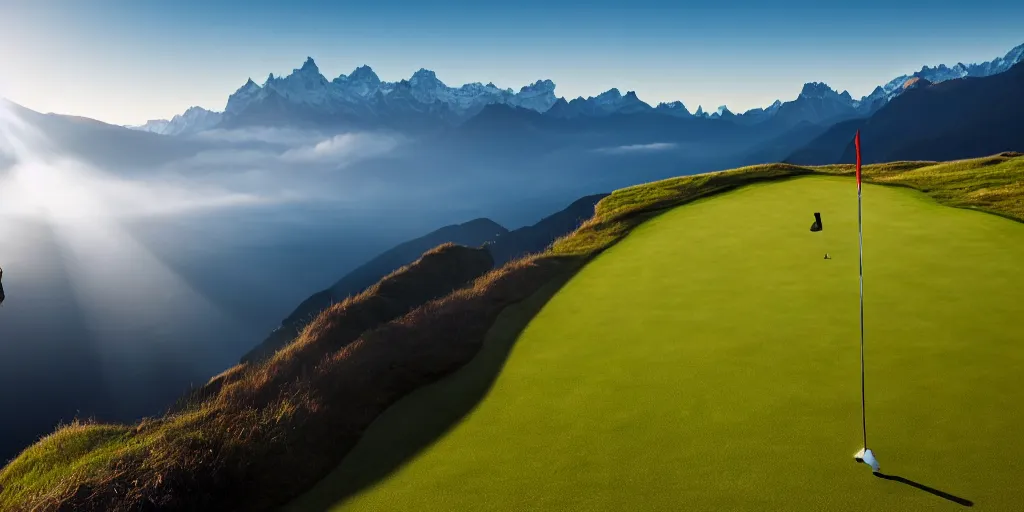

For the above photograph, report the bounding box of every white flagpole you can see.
[859,169,867,451]
[853,131,878,472]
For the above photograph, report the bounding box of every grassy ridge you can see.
[187,243,495,406]
[558,152,1023,258]
[2,153,1022,511]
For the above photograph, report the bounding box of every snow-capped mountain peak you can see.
[862,42,1024,108]
[131,106,222,136]
[133,41,1024,133]
[656,101,688,111]
[225,78,263,115]
[510,79,558,112]
[655,101,692,117]
[522,79,554,92]
[333,65,382,98]
[133,119,170,133]
[260,57,336,108]
[410,69,441,86]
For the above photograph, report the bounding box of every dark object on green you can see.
[810,213,829,259]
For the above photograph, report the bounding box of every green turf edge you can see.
[284,264,582,510]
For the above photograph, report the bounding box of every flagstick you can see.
[851,131,878,472]
[856,130,868,452]
[858,174,867,451]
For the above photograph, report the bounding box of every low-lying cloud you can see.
[195,126,319,147]
[0,119,408,220]
[280,132,401,164]
[0,104,297,221]
[595,142,678,155]
[171,130,403,174]
[0,153,272,221]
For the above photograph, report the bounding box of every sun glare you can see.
[0,102,109,222]
[0,100,243,381]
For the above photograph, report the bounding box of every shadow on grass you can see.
[285,267,579,511]
[874,473,974,507]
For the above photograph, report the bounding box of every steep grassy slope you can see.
[301,175,1024,511]
[244,219,507,364]
[2,153,1022,511]
[194,244,495,404]
[246,193,606,367]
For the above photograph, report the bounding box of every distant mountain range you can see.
[788,59,1024,164]
[7,40,1023,188]
[135,106,223,136]
[132,42,1024,135]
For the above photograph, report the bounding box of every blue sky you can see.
[1,0,1022,125]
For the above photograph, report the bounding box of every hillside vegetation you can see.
[2,153,1022,511]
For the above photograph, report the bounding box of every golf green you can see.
[295,176,1024,511]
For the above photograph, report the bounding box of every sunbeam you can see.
[0,99,251,416]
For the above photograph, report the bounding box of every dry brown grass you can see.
[175,243,493,410]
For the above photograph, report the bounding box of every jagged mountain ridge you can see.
[786,60,1024,164]
[135,106,223,136]
[132,42,1024,134]
[219,58,558,130]
[858,42,1024,110]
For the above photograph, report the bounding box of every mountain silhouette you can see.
[788,61,1024,164]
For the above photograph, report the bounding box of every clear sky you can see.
[1,0,1022,126]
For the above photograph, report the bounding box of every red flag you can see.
[855,130,862,188]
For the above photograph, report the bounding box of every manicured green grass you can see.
[298,176,1024,511]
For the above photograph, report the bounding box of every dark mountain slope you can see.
[487,193,609,265]
[1,100,212,174]
[783,119,863,165]
[738,120,837,165]
[328,218,506,302]
[788,61,1024,164]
